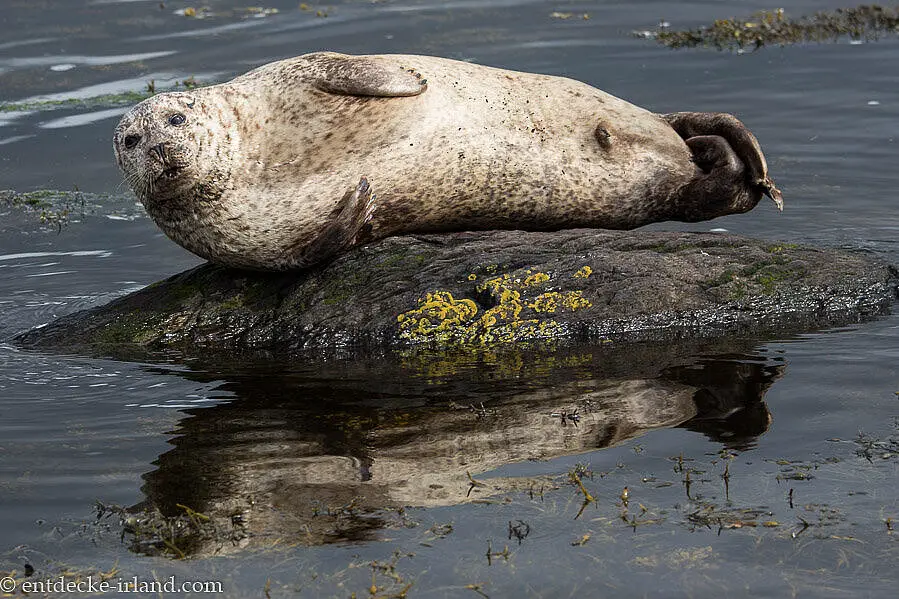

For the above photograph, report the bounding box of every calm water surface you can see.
[1,1,898,597]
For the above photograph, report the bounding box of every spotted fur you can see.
[113,52,780,271]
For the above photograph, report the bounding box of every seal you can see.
[113,52,783,270]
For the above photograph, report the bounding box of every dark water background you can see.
[1,1,898,597]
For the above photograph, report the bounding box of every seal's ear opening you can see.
[593,124,613,149]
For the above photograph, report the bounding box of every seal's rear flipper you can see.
[307,53,427,97]
[663,112,783,211]
[292,177,377,269]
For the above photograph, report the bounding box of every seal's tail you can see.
[663,111,784,212]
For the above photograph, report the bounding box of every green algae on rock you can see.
[15,230,897,357]
[0,78,206,114]
[651,5,899,51]
[0,188,147,233]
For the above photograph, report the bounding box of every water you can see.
[1,1,898,597]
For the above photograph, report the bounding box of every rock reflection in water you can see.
[131,343,783,555]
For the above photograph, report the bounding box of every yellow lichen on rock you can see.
[397,268,592,346]
[396,291,478,343]
[476,288,523,328]
[527,291,592,314]
[397,287,556,346]
[573,266,593,279]
[476,273,512,295]
[524,272,550,286]
[478,318,564,344]
[477,270,551,295]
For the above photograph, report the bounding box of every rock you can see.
[15,230,897,356]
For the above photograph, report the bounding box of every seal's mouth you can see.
[147,143,188,183]
[159,166,184,181]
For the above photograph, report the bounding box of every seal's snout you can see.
[146,142,185,181]
[149,143,168,164]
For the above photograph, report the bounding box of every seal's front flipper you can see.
[293,177,377,269]
[307,52,427,97]
[663,112,783,211]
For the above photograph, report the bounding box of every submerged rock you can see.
[15,230,897,355]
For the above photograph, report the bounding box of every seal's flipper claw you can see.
[362,202,377,225]
[292,177,377,269]
[307,53,427,97]
[354,186,378,240]
[762,178,784,211]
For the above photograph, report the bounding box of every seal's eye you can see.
[168,113,186,126]
[123,134,141,149]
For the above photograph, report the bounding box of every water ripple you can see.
[135,20,264,42]
[39,107,129,130]
[0,251,114,262]
[0,51,176,70]
[0,38,56,51]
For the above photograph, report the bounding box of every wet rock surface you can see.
[15,230,898,355]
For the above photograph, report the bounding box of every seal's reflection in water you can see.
[667,356,778,451]
[133,343,783,555]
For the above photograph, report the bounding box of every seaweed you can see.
[648,5,899,51]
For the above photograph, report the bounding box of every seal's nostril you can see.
[123,134,141,150]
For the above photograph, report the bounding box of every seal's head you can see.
[114,90,245,265]
[113,91,234,209]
